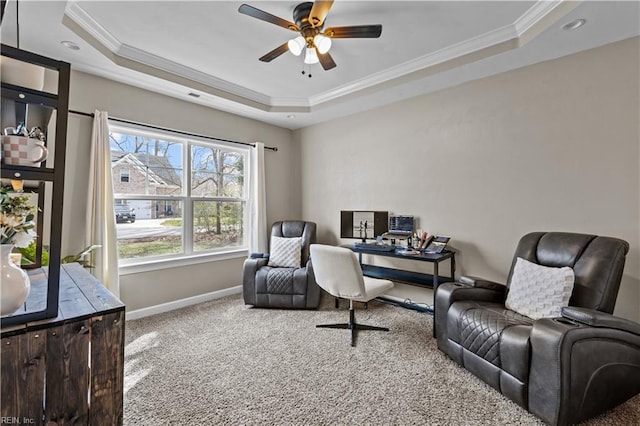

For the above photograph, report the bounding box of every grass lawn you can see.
[117,230,242,259]
[118,238,181,259]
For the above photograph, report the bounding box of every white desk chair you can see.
[310,244,394,346]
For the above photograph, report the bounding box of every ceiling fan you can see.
[238,1,382,71]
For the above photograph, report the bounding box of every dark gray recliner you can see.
[243,221,321,309]
[436,232,639,426]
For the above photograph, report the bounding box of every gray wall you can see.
[64,71,299,311]
[294,37,640,321]
[62,37,639,321]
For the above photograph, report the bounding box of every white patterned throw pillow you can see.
[505,257,575,320]
[267,236,302,268]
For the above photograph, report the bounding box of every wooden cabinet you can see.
[1,264,125,425]
[1,44,70,326]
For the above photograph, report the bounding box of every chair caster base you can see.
[316,307,388,346]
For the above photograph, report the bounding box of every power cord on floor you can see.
[404,298,432,310]
[403,298,434,312]
[376,296,433,314]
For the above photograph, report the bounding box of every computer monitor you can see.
[388,215,413,235]
[340,211,389,239]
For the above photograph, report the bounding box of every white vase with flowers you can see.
[1,186,37,315]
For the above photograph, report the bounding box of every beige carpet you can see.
[123,294,640,425]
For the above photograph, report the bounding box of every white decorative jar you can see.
[1,244,30,316]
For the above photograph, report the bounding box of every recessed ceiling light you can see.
[287,114,296,119]
[563,19,586,31]
[60,41,80,50]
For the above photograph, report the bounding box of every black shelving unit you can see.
[1,44,69,327]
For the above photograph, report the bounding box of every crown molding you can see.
[307,1,568,107]
[115,43,272,106]
[307,22,519,106]
[64,1,273,107]
[64,0,568,113]
[64,1,120,52]
[514,0,564,35]
[69,60,308,130]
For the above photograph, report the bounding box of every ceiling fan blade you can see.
[317,50,337,71]
[324,25,382,39]
[258,42,290,62]
[308,0,334,27]
[238,4,299,31]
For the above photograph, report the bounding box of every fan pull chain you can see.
[301,63,312,78]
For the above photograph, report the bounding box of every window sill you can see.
[118,249,248,276]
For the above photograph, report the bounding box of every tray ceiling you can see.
[1,1,638,129]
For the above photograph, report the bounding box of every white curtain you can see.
[249,142,267,253]
[86,110,120,297]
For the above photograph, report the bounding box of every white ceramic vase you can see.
[1,244,30,316]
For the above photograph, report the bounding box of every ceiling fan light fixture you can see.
[288,36,305,56]
[314,34,332,54]
[239,2,383,71]
[304,47,319,64]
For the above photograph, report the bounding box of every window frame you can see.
[109,123,251,272]
[119,169,130,183]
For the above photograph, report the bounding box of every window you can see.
[109,125,250,264]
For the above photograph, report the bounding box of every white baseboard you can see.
[125,286,242,321]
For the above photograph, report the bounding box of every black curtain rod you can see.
[69,109,278,152]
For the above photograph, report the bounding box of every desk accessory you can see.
[425,236,450,254]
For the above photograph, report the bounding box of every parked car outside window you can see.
[115,205,136,223]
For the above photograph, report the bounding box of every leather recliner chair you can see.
[243,221,321,309]
[435,232,640,425]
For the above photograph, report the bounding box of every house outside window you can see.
[109,125,250,264]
